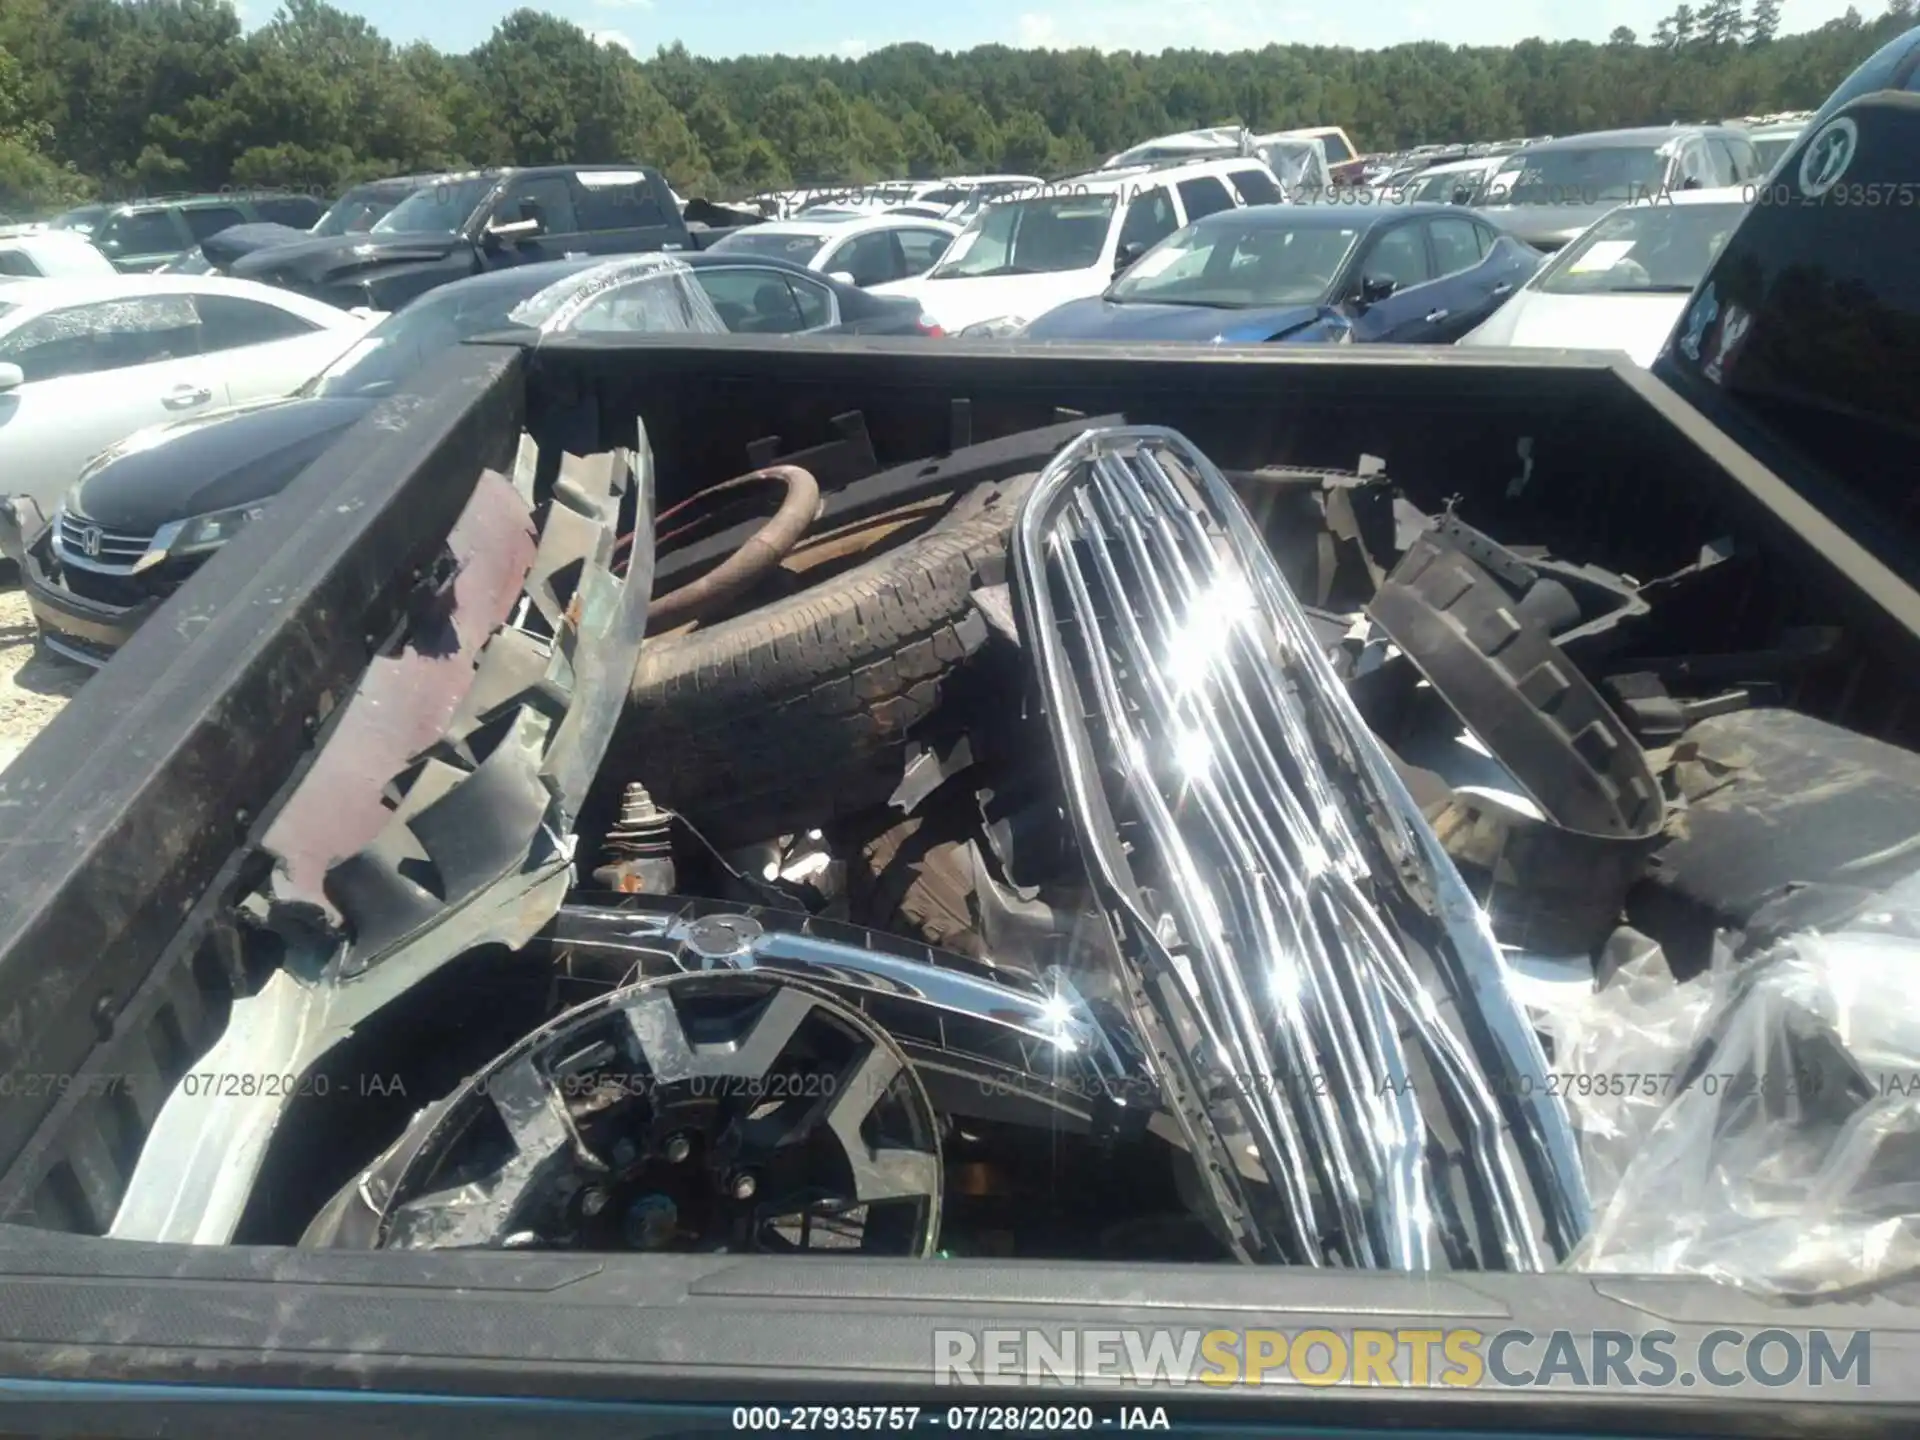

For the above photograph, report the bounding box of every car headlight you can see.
[957,315,1029,339]
[169,503,267,555]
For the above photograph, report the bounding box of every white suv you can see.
[871,158,1288,336]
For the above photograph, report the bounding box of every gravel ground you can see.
[0,581,89,774]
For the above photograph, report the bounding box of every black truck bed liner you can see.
[0,337,1916,1418]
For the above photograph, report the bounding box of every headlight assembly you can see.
[957,315,1029,339]
[170,503,267,555]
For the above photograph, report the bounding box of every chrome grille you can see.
[56,510,155,569]
[1012,426,1590,1270]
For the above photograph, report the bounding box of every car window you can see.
[1118,187,1178,254]
[0,295,202,382]
[99,209,182,257]
[1676,141,1714,190]
[1471,221,1496,258]
[1176,176,1235,222]
[572,172,669,232]
[1108,218,1360,306]
[1227,168,1283,205]
[497,176,579,234]
[787,274,832,329]
[1319,132,1355,163]
[823,230,899,287]
[194,293,320,350]
[1428,217,1483,277]
[694,267,807,333]
[894,228,951,276]
[1359,223,1433,289]
[0,249,42,278]
[183,206,248,243]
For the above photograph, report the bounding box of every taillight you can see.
[916,314,946,337]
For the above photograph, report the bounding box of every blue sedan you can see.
[1022,202,1540,345]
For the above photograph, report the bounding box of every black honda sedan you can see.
[16,254,937,666]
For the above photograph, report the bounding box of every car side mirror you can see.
[827,270,857,286]
[484,217,543,247]
[1357,274,1398,306]
[1113,241,1146,276]
[0,362,22,393]
[1679,174,1703,191]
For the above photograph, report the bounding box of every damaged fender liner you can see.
[0,344,527,1189]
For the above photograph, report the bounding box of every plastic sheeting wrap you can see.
[508,253,730,337]
[1537,884,1920,1296]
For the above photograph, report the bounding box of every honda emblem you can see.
[78,524,102,559]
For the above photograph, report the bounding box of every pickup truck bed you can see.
[0,338,1916,1420]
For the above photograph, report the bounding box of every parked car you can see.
[90,192,329,273]
[1457,188,1748,365]
[1270,125,1369,184]
[1388,155,1506,206]
[1021,203,1537,344]
[1474,126,1761,250]
[0,231,118,280]
[11,252,935,664]
[229,166,762,311]
[44,203,110,237]
[703,213,958,287]
[871,157,1287,336]
[0,274,376,521]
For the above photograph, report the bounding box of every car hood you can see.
[69,396,376,532]
[878,269,1110,332]
[199,223,319,270]
[1476,202,1618,250]
[1458,288,1691,367]
[231,231,468,288]
[1022,297,1342,343]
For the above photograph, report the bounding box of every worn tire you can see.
[615,483,1021,846]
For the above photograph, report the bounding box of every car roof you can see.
[0,272,348,319]
[1409,156,1503,177]
[1061,156,1279,190]
[1197,201,1463,231]
[0,230,101,252]
[748,213,958,239]
[1521,127,1726,151]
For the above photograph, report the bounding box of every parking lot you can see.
[0,584,84,773]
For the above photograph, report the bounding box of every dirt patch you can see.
[0,583,89,774]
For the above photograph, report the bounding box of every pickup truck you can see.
[229,164,762,311]
[0,41,1917,1426]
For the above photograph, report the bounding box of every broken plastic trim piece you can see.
[108,429,659,1247]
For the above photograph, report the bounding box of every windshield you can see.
[927,194,1118,279]
[1482,146,1672,206]
[313,183,415,238]
[48,205,107,234]
[1538,201,1745,295]
[370,176,496,235]
[1405,167,1487,204]
[302,270,568,398]
[705,229,829,263]
[1107,218,1358,307]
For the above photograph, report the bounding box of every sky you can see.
[279,0,1875,60]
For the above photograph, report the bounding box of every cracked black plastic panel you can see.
[0,344,525,1180]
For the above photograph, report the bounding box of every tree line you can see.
[0,0,1913,214]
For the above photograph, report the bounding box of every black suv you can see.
[92,192,327,273]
